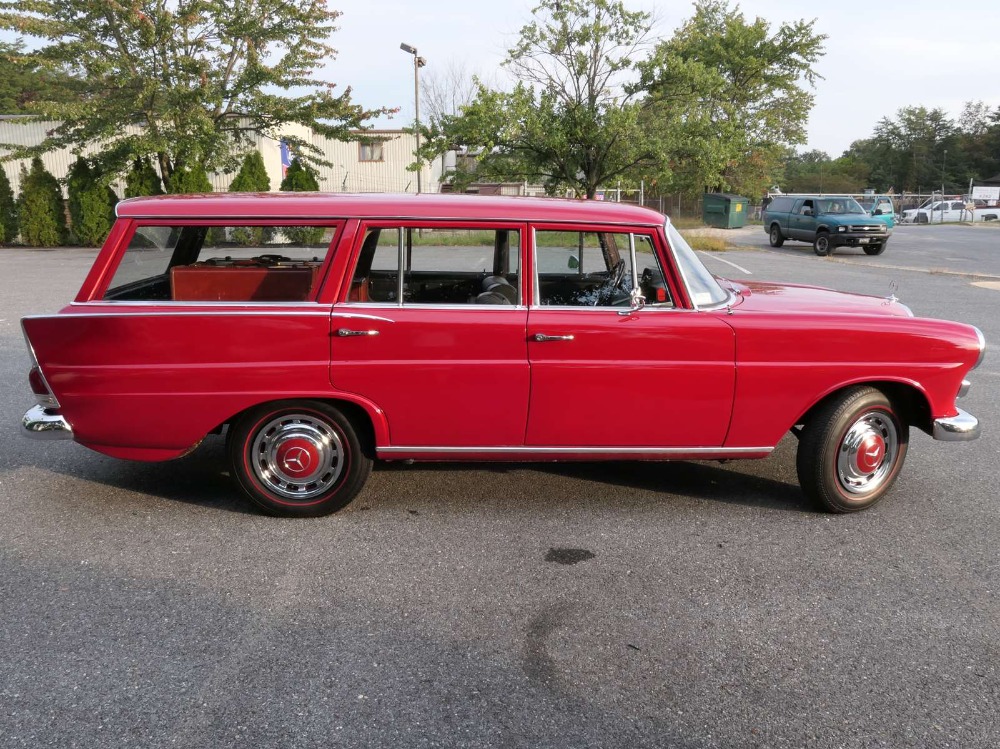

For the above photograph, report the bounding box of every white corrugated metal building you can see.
[0,116,442,196]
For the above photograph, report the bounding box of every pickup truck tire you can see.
[768,225,784,247]
[796,386,909,513]
[863,241,887,256]
[813,232,831,256]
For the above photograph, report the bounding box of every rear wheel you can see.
[813,232,831,256]
[796,387,908,513]
[863,241,887,255]
[228,400,372,517]
[769,225,784,247]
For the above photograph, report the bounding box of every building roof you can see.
[114,192,667,226]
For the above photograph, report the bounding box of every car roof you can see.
[115,192,667,226]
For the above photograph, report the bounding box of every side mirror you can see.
[874,208,884,215]
[618,289,646,316]
[802,208,812,216]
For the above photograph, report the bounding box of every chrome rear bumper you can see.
[932,408,980,441]
[22,405,74,440]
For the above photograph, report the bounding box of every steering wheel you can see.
[595,259,628,306]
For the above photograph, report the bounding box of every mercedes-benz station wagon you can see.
[21,194,984,516]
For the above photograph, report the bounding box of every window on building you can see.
[359,142,384,162]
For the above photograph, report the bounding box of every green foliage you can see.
[639,0,826,198]
[0,2,391,185]
[230,152,270,193]
[168,163,213,195]
[431,0,658,198]
[66,158,118,247]
[279,159,323,244]
[779,149,869,194]
[124,158,164,198]
[0,41,81,114]
[226,151,272,245]
[0,164,17,244]
[16,157,66,247]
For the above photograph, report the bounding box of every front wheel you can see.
[813,232,831,256]
[796,387,909,513]
[863,241,887,255]
[228,400,372,517]
[769,225,784,247]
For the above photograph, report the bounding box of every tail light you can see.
[23,326,60,409]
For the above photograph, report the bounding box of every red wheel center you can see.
[276,438,318,477]
[856,434,885,473]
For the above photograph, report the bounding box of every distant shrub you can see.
[0,165,17,244]
[67,157,118,246]
[124,157,164,198]
[279,158,323,245]
[17,157,67,247]
[228,151,272,246]
[168,162,212,194]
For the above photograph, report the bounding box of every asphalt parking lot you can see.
[1,228,998,748]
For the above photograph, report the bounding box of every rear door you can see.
[330,222,530,447]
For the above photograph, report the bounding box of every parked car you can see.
[763,195,890,255]
[21,194,984,516]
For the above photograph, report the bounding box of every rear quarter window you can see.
[768,196,795,213]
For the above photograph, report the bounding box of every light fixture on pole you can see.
[400,42,426,194]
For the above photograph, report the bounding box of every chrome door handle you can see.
[336,328,380,337]
[533,333,574,342]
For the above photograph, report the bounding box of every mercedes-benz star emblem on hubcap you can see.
[283,446,312,473]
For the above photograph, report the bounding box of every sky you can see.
[326,0,1000,157]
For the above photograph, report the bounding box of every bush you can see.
[279,158,323,244]
[168,162,212,194]
[17,157,67,247]
[228,151,272,246]
[67,157,118,246]
[0,165,17,244]
[124,157,164,198]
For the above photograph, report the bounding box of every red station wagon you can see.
[21,193,984,516]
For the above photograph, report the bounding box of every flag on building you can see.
[280,140,293,178]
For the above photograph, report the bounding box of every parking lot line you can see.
[699,251,752,275]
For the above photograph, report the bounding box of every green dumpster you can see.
[702,192,749,229]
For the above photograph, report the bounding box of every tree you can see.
[16,157,66,246]
[228,151,271,245]
[432,0,658,198]
[0,40,81,113]
[639,0,825,198]
[124,158,164,198]
[0,1,390,184]
[168,162,213,194]
[279,158,323,244]
[66,157,117,246]
[0,164,17,244]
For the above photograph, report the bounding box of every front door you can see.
[330,223,530,447]
[525,228,736,447]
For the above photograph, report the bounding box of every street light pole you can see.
[400,43,426,194]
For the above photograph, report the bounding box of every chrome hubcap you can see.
[836,410,898,495]
[251,413,344,500]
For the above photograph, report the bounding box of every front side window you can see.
[104,224,338,302]
[348,226,521,305]
[534,230,672,308]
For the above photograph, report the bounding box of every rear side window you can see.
[348,226,521,305]
[104,224,338,302]
[767,196,794,213]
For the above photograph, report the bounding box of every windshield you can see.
[816,198,866,215]
[664,219,729,308]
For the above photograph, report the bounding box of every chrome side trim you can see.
[932,408,980,441]
[378,446,772,456]
[959,379,971,398]
[37,310,333,318]
[22,405,74,440]
[71,300,328,308]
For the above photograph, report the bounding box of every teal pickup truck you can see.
[763,195,890,256]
